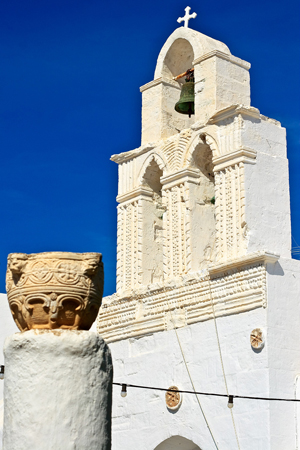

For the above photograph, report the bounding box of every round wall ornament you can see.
[165,386,182,410]
[250,328,265,350]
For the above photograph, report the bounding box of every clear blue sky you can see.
[0,0,299,296]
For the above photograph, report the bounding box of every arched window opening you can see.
[141,160,164,284]
[162,39,194,85]
[189,142,216,270]
[143,159,163,195]
[191,143,215,199]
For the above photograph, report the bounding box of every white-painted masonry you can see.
[97,23,300,450]
[2,330,113,450]
[0,294,17,449]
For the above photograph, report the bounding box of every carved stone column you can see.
[2,252,112,450]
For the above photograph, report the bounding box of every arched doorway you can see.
[154,435,201,450]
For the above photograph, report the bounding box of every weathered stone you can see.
[6,252,103,331]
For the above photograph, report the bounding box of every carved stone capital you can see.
[6,252,104,331]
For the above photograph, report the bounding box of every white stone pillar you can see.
[2,330,112,450]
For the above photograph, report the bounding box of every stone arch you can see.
[154,27,231,80]
[138,153,165,285]
[159,38,194,86]
[154,436,201,450]
[181,130,217,270]
[184,131,220,168]
[138,153,167,186]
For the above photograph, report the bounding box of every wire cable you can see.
[113,382,300,402]
[207,276,241,449]
[163,287,220,450]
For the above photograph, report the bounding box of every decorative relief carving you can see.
[97,259,267,342]
[6,252,104,331]
[250,328,265,349]
[214,162,247,262]
[162,129,192,173]
[115,123,256,295]
[165,386,182,410]
[116,200,141,292]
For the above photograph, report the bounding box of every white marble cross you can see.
[177,6,197,28]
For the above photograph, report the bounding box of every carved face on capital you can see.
[82,259,99,275]
[8,254,28,274]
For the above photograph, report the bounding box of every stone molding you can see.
[111,144,155,164]
[117,186,153,204]
[140,77,181,93]
[97,252,273,342]
[193,50,251,70]
[213,147,257,171]
[208,251,279,276]
[208,104,261,124]
[161,168,200,188]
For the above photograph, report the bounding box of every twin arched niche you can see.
[154,436,201,450]
[137,138,216,283]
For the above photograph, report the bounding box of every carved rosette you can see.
[6,252,104,331]
[165,386,182,410]
[250,328,265,350]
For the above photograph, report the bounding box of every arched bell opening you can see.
[162,38,194,86]
[154,435,201,450]
[141,159,164,285]
[188,142,216,270]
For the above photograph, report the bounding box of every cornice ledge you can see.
[193,51,251,70]
[111,144,156,164]
[208,251,280,276]
[161,168,200,186]
[140,77,180,93]
[117,186,153,204]
[207,105,261,124]
[213,147,257,170]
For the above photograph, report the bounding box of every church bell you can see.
[174,70,195,118]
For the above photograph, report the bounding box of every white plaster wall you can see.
[141,83,163,145]
[3,330,113,450]
[109,307,271,450]
[194,56,250,124]
[0,294,17,450]
[243,120,291,257]
[266,258,300,449]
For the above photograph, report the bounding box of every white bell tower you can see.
[97,13,300,450]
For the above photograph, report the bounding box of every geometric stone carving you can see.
[165,386,182,411]
[97,252,276,342]
[6,252,104,331]
[250,328,265,350]
[111,119,261,296]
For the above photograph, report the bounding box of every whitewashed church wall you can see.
[241,116,287,159]
[266,258,300,449]
[243,144,291,257]
[109,307,273,450]
[0,294,18,450]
